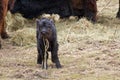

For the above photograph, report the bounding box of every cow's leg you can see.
[0,0,9,39]
[117,0,120,18]
[117,9,120,18]
[67,0,74,15]
[117,10,120,18]
[0,20,7,39]
[84,9,97,22]
[83,0,97,22]
[0,38,1,49]
[0,20,9,39]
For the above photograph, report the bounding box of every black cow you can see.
[10,0,72,19]
[36,18,61,69]
[10,0,98,22]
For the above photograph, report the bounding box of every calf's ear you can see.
[36,19,39,24]
[50,19,55,24]
[36,19,40,31]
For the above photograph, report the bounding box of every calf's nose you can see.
[41,31,47,35]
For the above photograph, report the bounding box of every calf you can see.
[36,18,61,69]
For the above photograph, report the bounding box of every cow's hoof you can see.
[1,33,9,39]
[0,44,1,49]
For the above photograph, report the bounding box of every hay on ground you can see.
[10,28,36,46]
[6,11,26,31]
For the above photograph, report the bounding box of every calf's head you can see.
[36,18,55,40]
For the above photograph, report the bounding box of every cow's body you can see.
[10,0,72,19]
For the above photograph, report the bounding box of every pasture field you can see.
[0,0,120,80]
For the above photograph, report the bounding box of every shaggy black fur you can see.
[10,0,72,19]
[36,18,61,69]
[10,0,98,22]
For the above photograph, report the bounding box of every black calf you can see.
[36,18,61,69]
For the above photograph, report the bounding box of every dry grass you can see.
[0,0,120,80]
[10,28,36,46]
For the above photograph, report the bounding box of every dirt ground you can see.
[0,0,120,80]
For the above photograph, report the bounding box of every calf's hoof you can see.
[56,63,62,69]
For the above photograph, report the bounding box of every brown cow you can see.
[71,0,97,22]
[0,0,14,48]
